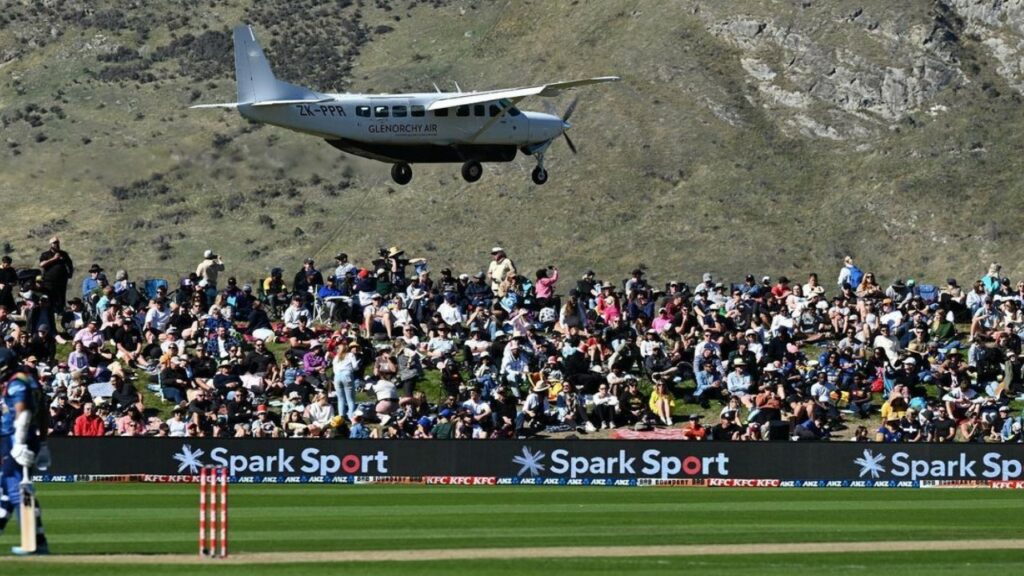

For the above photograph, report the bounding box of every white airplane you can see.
[193,26,618,185]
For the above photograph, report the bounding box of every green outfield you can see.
[4,484,1023,575]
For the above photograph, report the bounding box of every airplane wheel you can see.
[531,166,548,185]
[391,163,413,185]
[461,160,483,183]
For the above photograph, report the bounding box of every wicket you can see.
[198,466,229,558]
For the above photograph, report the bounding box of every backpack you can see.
[847,265,864,289]
[538,307,557,323]
[916,284,939,303]
[500,292,519,312]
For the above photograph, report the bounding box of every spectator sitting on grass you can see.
[591,383,618,429]
[423,325,456,368]
[212,361,243,399]
[708,410,742,441]
[648,379,675,426]
[556,380,592,432]
[349,410,371,439]
[116,406,147,437]
[251,404,280,438]
[725,359,754,410]
[73,318,104,349]
[305,392,334,434]
[205,325,240,360]
[166,406,188,437]
[680,414,706,440]
[282,296,308,330]
[72,402,106,437]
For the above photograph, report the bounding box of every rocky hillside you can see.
[1,0,1023,288]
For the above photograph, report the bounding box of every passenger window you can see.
[356,106,370,117]
[474,104,485,117]
[393,106,407,118]
[374,105,389,118]
[433,108,449,117]
[411,105,425,117]
[456,105,470,117]
[489,105,501,117]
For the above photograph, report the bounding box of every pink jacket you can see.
[535,269,559,299]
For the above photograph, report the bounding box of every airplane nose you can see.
[562,121,571,131]
[544,115,563,139]
[523,112,565,143]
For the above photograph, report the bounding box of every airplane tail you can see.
[192,25,327,109]
[233,25,323,104]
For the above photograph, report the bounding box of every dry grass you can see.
[1,1,1023,288]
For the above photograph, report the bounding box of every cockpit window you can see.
[498,98,521,117]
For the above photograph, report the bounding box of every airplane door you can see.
[490,103,516,142]
[469,101,520,144]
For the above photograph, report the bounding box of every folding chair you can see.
[142,278,169,300]
[312,292,330,325]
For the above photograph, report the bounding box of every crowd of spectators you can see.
[3,238,1023,443]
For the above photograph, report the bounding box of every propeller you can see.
[562,97,578,122]
[563,132,578,155]
[561,97,579,154]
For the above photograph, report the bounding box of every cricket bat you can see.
[20,465,36,553]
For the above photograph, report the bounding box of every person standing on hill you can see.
[486,247,516,294]
[0,257,17,311]
[39,237,73,312]
[195,249,225,292]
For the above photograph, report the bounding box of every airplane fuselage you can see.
[240,93,563,163]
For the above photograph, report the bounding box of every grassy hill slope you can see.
[2,0,1023,288]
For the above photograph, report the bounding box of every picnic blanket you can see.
[611,427,687,440]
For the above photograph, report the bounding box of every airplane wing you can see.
[189,103,240,109]
[251,98,334,107]
[190,97,333,110]
[425,76,619,111]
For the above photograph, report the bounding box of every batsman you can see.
[0,349,50,555]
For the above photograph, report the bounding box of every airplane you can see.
[192,25,618,185]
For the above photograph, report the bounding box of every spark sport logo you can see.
[172,444,389,476]
[512,447,730,479]
[854,449,1023,481]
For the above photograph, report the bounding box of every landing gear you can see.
[461,160,483,183]
[530,151,549,185]
[391,163,412,185]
